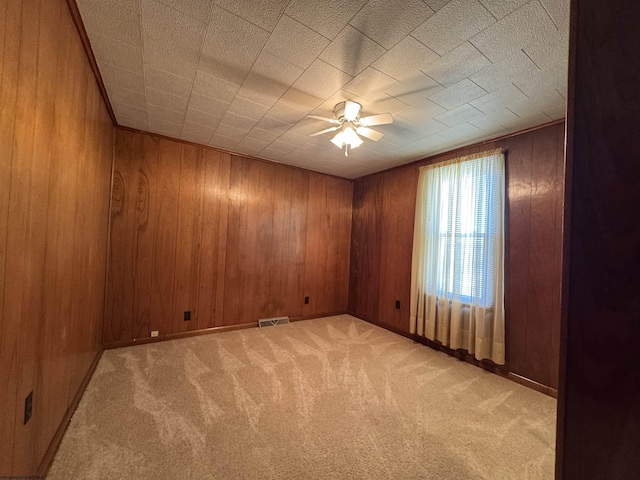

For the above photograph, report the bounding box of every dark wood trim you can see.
[555,0,577,477]
[64,0,117,126]
[101,129,117,353]
[165,322,257,340]
[290,311,348,322]
[355,118,566,181]
[103,324,255,349]
[507,373,553,396]
[103,312,350,349]
[348,310,557,397]
[36,348,103,478]
[116,126,352,182]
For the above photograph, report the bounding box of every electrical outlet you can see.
[24,391,33,425]
[395,300,400,310]
[304,296,309,305]
[151,330,159,338]
[184,311,191,321]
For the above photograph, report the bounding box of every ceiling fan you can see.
[307,101,393,156]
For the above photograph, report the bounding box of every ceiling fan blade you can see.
[309,126,340,137]
[359,113,393,126]
[356,126,384,141]
[344,100,361,121]
[307,114,340,124]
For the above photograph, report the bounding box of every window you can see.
[409,149,505,364]
[424,158,501,307]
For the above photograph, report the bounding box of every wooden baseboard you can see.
[290,311,348,322]
[36,348,103,477]
[348,311,558,398]
[104,312,350,350]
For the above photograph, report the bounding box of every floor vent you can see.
[258,316,290,328]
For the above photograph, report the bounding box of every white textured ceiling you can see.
[77,0,569,178]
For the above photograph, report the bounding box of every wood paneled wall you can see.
[349,122,565,390]
[104,129,352,345]
[558,0,640,477]
[0,0,114,475]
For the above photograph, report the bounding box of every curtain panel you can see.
[410,149,506,364]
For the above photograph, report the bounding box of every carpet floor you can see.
[48,315,556,479]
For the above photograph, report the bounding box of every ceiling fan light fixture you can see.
[308,101,392,156]
[343,101,361,122]
[342,124,362,148]
[331,123,363,156]
[330,131,345,148]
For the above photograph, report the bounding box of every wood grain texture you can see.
[348,124,565,390]
[0,0,114,475]
[104,130,352,343]
[557,0,640,477]
[349,174,384,319]
[378,165,417,331]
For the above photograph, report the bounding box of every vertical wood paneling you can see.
[132,134,158,338]
[282,169,308,317]
[549,123,565,390]
[348,125,565,390]
[172,145,204,333]
[197,150,230,329]
[523,127,558,385]
[5,0,40,471]
[378,165,417,331]
[105,132,351,340]
[222,157,248,325]
[302,173,352,316]
[105,132,131,343]
[334,178,352,312]
[150,140,180,336]
[0,0,114,475]
[0,0,20,465]
[558,1,640,476]
[252,162,276,321]
[503,133,533,375]
[349,174,383,320]
[267,167,288,316]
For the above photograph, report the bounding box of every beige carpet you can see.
[48,315,556,479]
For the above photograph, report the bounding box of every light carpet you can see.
[48,315,556,479]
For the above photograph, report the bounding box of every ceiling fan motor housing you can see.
[334,101,361,122]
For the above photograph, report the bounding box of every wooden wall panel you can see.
[348,175,384,319]
[280,168,308,317]
[197,150,230,329]
[348,123,565,390]
[132,135,158,338]
[104,131,352,343]
[523,127,560,386]
[549,125,565,391]
[303,173,352,316]
[172,145,204,334]
[150,140,181,335]
[377,165,417,332]
[558,0,640,477]
[0,0,114,475]
[503,133,533,376]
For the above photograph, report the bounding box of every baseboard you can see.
[36,347,103,477]
[348,311,558,398]
[104,312,349,350]
[290,311,348,322]
[104,323,256,349]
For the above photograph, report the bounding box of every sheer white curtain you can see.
[410,149,505,364]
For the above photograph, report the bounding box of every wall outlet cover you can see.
[151,330,159,337]
[24,391,33,425]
